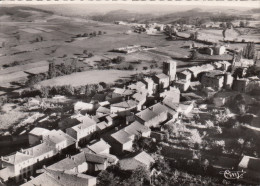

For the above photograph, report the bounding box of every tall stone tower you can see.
[163,60,177,81]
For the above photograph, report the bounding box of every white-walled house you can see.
[66,116,97,144]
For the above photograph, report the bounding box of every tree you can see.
[123,166,150,186]
[190,50,199,60]
[128,64,134,70]
[243,42,255,59]
[97,170,117,186]
[143,66,148,70]
[98,31,102,35]
[240,21,245,28]
[190,31,198,40]
[48,60,56,79]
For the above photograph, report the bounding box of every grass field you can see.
[39,69,140,86]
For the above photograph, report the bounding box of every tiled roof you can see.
[119,151,154,170]
[163,97,179,110]
[143,78,153,84]
[132,93,146,103]
[124,121,150,136]
[71,116,96,132]
[128,81,146,90]
[204,70,224,78]
[29,127,50,137]
[23,142,55,158]
[96,121,109,130]
[92,93,106,102]
[180,70,191,76]
[239,155,260,172]
[150,103,168,115]
[87,139,111,154]
[111,130,133,144]
[134,151,155,166]
[43,130,76,147]
[113,88,134,96]
[111,99,137,109]
[74,101,93,111]
[1,152,32,165]
[155,73,169,79]
[84,152,107,164]
[136,109,158,122]
[22,169,96,186]
[48,157,77,171]
[96,106,110,114]
[160,87,180,98]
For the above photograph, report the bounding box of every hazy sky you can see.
[2,1,259,15]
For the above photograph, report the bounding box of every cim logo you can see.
[219,170,246,180]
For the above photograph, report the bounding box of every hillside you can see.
[0,6,53,22]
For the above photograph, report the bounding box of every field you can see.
[0,8,259,96]
[39,70,141,86]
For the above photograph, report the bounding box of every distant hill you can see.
[91,9,154,23]
[0,6,53,21]
[90,8,256,24]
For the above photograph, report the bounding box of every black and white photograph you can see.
[0,1,259,185]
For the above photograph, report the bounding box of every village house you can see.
[47,150,108,174]
[153,73,170,92]
[124,121,151,138]
[74,101,94,114]
[28,127,50,146]
[86,139,111,155]
[42,129,76,152]
[213,45,226,55]
[119,151,155,170]
[188,64,215,79]
[21,168,96,186]
[177,101,194,115]
[163,60,177,81]
[212,91,238,107]
[105,92,123,104]
[132,92,147,111]
[128,81,146,92]
[110,99,138,116]
[109,130,135,155]
[173,79,190,92]
[0,129,76,183]
[96,121,111,131]
[66,116,97,145]
[201,70,234,90]
[58,113,84,131]
[160,87,180,103]
[233,76,260,93]
[113,88,134,98]
[232,57,255,68]
[22,142,56,166]
[135,103,169,128]
[0,152,34,182]
[213,61,231,71]
[96,106,110,118]
[142,77,155,96]
[238,155,260,184]
[178,70,192,81]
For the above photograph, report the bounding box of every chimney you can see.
[115,127,118,131]
[142,105,146,110]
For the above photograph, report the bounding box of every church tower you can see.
[163,60,177,81]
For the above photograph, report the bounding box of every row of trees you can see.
[76,31,106,38]
[21,83,106,98]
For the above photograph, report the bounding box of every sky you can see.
[1,1,259,16]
